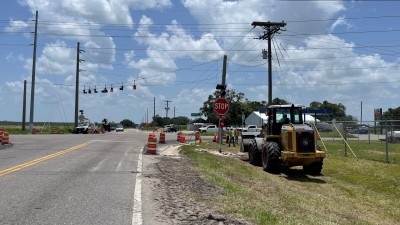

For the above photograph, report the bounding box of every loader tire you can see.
[248,140,261,166]
[303,161,323,175]
[263,142,282,173]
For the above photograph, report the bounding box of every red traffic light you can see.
[220,121,225,127]
[133,85,136,90]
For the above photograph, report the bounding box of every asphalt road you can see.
[0,129,177,225]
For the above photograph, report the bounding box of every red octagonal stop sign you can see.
[214,98,230,115]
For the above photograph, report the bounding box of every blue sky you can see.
[1,0,400,125]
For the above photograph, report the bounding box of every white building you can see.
[245,111,319,126]
[245,111,268,127]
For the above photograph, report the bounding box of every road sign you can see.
[191,113,201,117]
[214,98,230,115]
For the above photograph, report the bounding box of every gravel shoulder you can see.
[141,144,253,225]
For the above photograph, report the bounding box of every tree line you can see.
[199,89,358,126]
[143,88,400,128]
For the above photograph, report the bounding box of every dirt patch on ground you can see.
[145,144,253,225]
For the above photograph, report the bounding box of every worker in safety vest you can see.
[228,128,235,147]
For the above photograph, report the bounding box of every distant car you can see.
[76,122,98,134]
[163,124,177,132]
[115,124,124,132]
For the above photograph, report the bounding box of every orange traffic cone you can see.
[213,134,218,142]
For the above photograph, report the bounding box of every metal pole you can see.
[385,122,389,163]
[360,101,362,125]
[28,11,38,132]
[22,80,27,131]
[219,55,227,153]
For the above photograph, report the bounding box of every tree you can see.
[173,116,190,125]
[271,97,289,105]
[120,119,135,128]
[199,90,287,126]
[200,89,248,126]
[307,100,350,121]
[380,107,400,129]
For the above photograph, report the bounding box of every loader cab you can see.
[267,104,304,135]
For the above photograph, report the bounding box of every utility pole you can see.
[251,21,286,105]
[22,80,27,131]
[164,100,172,117]
[153,97,156,123]
[28,10,38,133]
[74,42,85,129]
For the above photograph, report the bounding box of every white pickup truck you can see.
[241,125,262,133]
[198,125,219,133]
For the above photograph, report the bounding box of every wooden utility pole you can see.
[164,100,172,117]
[251,21,286,105]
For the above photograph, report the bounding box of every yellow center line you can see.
[0,141,93,177]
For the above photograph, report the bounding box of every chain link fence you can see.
[314,120,400,164]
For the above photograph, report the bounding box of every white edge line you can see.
[132,147,143,225]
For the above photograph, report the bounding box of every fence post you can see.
[344,130,347,157]
[385,121,389,163]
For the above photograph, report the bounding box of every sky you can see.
[1,0,400,125]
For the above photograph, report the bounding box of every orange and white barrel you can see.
[177,131,182,141]
[195,131,202,143]
[2,132,9,145]
[147,133,157,154]
[51,127,57,134]
[179,133,186,143]
[159,131,166,144]
[0,128,3,143]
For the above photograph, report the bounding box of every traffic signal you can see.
[83,86,87,94]
[120,83,124,91]
[101,86,108,93]
[133,80,136,90]
[110,85,113,93]
[220,121,225,127]
[88,88,91,94]
[94,87,98,93]
[216,84,226,97]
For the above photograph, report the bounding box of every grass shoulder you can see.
[180,141,400,225]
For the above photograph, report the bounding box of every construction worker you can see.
[234,128,240,145]
[228,128,235,147]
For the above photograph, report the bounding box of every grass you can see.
[0,124,75,134]
[180,140,400,225]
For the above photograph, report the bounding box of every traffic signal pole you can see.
[218,55,227,152]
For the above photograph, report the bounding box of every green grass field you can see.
[0,124,75,134]
[181,140,400,225]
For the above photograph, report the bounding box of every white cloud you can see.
[125,15,224,86]
[330,16,354,32]
[35,40,76,76]
[5,19,29,32]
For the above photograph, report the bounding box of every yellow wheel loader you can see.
[247,104,325,175]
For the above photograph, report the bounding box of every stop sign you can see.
[214,98,230,115]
